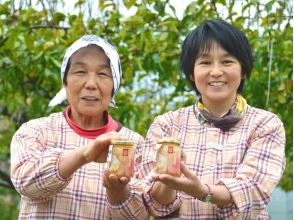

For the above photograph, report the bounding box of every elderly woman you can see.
[10,35,179,219]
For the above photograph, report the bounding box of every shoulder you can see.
[245,105,284,126]
[15,112,65,134]
[119,126,144,142]
[153,105,194,125]
[244,105,285,136]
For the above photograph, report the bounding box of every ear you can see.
[241,72,246,79]
[190,74,195,82]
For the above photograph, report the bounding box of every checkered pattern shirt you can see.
[10,112,180,219]
[141,104,286,219]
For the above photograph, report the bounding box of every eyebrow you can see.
[72,61,111,69]
[198,53,234,58]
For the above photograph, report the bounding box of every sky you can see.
[12,0,292,26]
[58,0,193,19]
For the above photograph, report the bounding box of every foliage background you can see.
[0,0,292,218]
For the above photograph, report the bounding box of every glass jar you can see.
[155,137,181,176]
[108,140,135,177]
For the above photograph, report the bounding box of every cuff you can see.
[107,183,137,210]
[215,178,243,218]
[143,184,182,217]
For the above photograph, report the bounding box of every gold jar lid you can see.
[157,137,180,145]
[110,140,135,146]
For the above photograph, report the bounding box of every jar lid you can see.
[110,140,135,145]
[157,137,180,145]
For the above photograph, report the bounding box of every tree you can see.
[0,0,292,218]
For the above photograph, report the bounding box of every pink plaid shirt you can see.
[10,112,180,219]
[141,104,286,219]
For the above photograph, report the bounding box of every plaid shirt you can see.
[141,104,286,219]
[10,112,180,219]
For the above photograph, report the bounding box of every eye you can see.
[199,60,211,65]
[72,70,86,75]
[223,59,234,64]
[97,69,112,78]
[97,72,109,76]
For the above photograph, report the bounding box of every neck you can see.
[201,95,237,117]
[67,106,106,129]
[206,108,229,118]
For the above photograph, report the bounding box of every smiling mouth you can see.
[81,96,100,101]
[208,82,227,87]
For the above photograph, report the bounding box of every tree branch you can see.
[30,25,69,30]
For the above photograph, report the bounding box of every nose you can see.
[210,65,223,77]
[84,73,98,90]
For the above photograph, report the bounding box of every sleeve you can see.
[107,136,150,219]
[107,119,181,219]
[216,115,286,219]
[142,114,182,216]
[10,120,72,199]
[107,178,149,220]
[108,178,181,219]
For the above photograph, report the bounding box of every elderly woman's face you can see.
[65,45,113,119]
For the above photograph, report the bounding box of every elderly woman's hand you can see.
[58,132,125,179]
[82,131,124,163]
[103,170,130,204]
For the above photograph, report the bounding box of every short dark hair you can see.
[180,19,253,94]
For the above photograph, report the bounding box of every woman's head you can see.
[49,35,121,107]
[180,19,253,95]
[64,45,114,119]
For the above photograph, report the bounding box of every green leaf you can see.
[123,0,136,9]
[52,12,66,24]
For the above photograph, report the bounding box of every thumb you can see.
[181,151,187,163]
[180,162,195,179]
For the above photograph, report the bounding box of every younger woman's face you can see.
[192,42,242,108]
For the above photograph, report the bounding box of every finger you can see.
[95,151,108,163]
[181,151,187,162]
[180,162,195,179]
[103,171,110,188]
[119,176,130,185]
[102,174,107,187]
[104,131,127,143]
[93,134,113,149]
[155,174,184,190]
[104,174,119,190]
[101,150,109,162]
[107,174,130,190]
[104,169,111,176]
[109,173,119,183]
[151,174,160,181]
[109,174,128,186]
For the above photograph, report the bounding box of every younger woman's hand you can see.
[152,162,207,200]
